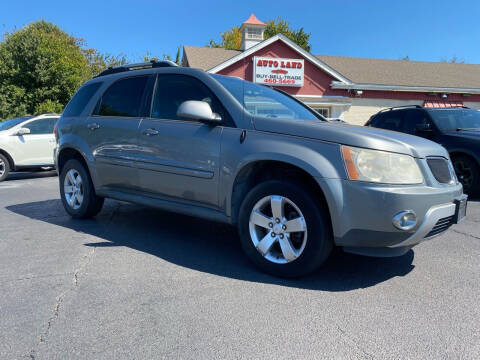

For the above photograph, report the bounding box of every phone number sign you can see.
[253,57,304,87]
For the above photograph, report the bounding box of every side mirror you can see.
[15,128,31,136]
[177,101,222,123]
[415,123,433,132]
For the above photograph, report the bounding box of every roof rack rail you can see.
[95,60,178,77]
[378,105,422,113]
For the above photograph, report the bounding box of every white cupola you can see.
[240,14,266,51]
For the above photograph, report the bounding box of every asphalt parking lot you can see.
[0,172,479,359]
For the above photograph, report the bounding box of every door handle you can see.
[143,128,159,136]
[87,123,100,130]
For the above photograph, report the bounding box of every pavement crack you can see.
[28,239,99,355]
[336,325,375,359]
[26,203,120,357]
[451,229,480,240]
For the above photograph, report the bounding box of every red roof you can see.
[243,13,266,26]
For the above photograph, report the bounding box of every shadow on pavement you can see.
[6,199,415,291]
[5,170,57,181]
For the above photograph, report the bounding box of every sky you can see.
[2,0,480,64]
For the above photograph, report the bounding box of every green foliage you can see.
[207,18,311,52]
[264,18,311,52]
[175,46,181,65]
[34,99,64,114]
[0,20,90,120]
[83,47,127,78]
[208,27,242,50]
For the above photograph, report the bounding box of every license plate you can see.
[454,195,468,224]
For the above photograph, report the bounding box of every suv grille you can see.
[427,158,453,184]
[425,216,454,238]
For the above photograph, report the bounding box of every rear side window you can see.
[372,111,404,132]
[95,76,149,117]
[63,82,102,117]
[23,118,57,134]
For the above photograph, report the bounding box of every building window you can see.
[313,107,330,118]
[246,27,263,40]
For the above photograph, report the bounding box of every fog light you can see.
[392,210,417,231]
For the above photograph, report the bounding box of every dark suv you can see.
[366,105,480,195]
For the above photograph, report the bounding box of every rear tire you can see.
[0,154,10,182]
[452,155,480,196]
[238,180,333,278]
[59,159,104,218]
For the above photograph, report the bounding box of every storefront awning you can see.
[423,100,463,108]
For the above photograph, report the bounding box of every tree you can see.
[207,27,242,50]
[208,18,311,52]
[82,46,127,78]
[175,46,181,65]
[264,18,311,52]
[0,20,90,120]
[441,56,464,64]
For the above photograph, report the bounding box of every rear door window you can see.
[23,118,57,135]
[95,76,149,117]
[404,110,433,135]
[372,111,404,132]
[63,82,102,117]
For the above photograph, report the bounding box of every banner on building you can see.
[253,57,304,87]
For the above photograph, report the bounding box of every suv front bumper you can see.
[316,178,465,257]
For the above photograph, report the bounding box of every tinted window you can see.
[96,76,148,117]
[63,82,102,117]
[151,75,230,123]
[372,111,404,132]
[429,109,480,131]
[213,74,322,122]
[23,118,57,135]
[404,110,432,135]
[0,116,33,131]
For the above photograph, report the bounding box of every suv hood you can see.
[254,118,449,159]
[444,130,480,141]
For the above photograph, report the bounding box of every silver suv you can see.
[55,61,467,277]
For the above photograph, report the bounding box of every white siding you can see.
[341,98,424,125]
[464,101,480,110]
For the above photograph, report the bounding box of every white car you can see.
[0,114,59,181]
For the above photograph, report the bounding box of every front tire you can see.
[238,180,333,278]
[0,154,10,182]
[452,155,479,196]
[59,159,104,218]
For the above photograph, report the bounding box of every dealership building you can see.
[182,14,480,125]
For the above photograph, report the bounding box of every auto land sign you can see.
[253,56,304,87]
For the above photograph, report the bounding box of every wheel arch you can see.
[56,146,98,189]
[229,159,333,230]
[449,150,480,167]
[0,148,15,171]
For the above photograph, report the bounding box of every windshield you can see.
[429,109,480,131]
[212,75,323,122]
[0,116,33,131]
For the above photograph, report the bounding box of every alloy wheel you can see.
[0,158,5,177]
[453,159,473,189]
[248,195,308,264]
[64,169,84,210]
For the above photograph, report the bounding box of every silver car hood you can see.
[254,118,449,159]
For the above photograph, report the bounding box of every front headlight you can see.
[341,145,424,184]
